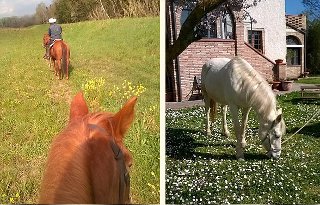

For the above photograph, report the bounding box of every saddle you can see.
[49,39,62,48]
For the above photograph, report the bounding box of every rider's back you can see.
[49,24,62,40]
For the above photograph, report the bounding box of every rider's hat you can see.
[49,18,56,23]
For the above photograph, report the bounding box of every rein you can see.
[282,109,320,145]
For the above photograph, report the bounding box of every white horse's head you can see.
[260,108,286,159]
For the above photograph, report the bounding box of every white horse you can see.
[201,57,286,159]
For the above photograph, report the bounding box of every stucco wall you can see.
[244,0,286,62]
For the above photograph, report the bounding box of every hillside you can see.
[0,17,159,203]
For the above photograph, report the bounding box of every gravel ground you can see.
[165,83,309,110]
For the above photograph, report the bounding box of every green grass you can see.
[166,92,320,204]
[0,17,159,204]
[297,77,320,84]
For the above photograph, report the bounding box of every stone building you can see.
[166,0,306,102]
[286,14,307,79]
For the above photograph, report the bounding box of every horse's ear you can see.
[275,113,282,124]
[274,108,283,124]
[112,96,137,140]
[69,92,89,122]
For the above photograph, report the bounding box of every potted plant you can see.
[271,81,282,90]
[281,79,294,91]
[275,59,284,64]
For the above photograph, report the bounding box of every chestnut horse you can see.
[43,33,70,80]
[39,92,137,204]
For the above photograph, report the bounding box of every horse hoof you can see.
[237,157,245,161]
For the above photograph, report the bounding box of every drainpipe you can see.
[170,0,182,102]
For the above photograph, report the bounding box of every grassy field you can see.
[166,92,320,204]
[0,17,159,203]
[297,77,320,84]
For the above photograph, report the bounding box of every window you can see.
[286,36,300,45]
[248,30,263,52]
[196,11,234,39]
[287,48,300,65]
[179,2,234,40]
[196,12,218,38]
[286,36,301,65]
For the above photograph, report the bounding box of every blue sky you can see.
[285,0,305,15]
[0,0,306,18]
[0,0,52,18]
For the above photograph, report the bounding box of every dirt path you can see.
[166,83,310,110]
[47,77,73,105]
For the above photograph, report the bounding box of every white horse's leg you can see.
[222,105,230,137]
[204,95,211,136]
[240,107,251,148]
[229,104,244,159]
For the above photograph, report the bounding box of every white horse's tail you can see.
[201,63,217,121]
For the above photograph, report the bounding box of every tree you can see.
[35,2,49,24]
[166,0,261,67]
[166,0,262,101]
[55,0,72,23]
[303,0,320,74]
[306,19,320,74]
[303,0,320,19]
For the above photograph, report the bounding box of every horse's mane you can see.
[229,57,277,121]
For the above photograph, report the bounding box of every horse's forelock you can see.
[86,112,133,167]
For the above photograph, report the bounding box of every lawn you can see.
[166,92,320,204]
[297,77,320,84]
[0,17,159,204]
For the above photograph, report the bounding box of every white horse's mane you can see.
[229,57,277,121]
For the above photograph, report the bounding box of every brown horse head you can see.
[43,33,50,47]
[39,92,137,204]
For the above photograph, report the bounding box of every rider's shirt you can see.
[49,24,62,41]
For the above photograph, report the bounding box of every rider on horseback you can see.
[44,18,63,59]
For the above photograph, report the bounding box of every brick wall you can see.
[240,43,275,81]
[178,39,236,100]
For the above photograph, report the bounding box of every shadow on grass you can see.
[166,127,269,161]
[166,127,202,160]
[288,122,320,138]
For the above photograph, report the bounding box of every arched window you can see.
[179,3,234,40]
[286,36,301,45]
[286,36,302,65]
